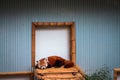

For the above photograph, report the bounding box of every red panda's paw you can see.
[64,61,74,68]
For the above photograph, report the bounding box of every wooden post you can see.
[32,23,36,67]
[114,68,120,80]
[71,40,76,64]
[70,23,76,64]
[114,71,117,80]
[30,73,34,80]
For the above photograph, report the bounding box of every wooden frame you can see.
[32,22,76,67]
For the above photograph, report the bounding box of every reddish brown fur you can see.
[36,56,74,69]
[47,56,74,68]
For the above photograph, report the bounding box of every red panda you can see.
[35,56,74,69]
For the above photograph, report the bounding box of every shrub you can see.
[85,66,112,80]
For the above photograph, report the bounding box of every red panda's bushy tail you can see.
[64,61,74,68]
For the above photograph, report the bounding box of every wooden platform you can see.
[34,66,84,80]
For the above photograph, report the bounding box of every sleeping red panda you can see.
[35,56,74,69]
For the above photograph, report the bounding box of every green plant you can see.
[85,66,112,80]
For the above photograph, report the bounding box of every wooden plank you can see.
[37,22,44,26]
[0,72,33,76]
[50,22,57,26]
[57,22,65,26]
[65,22,73,26]
[35,66,79,74]
[43,78,81,80]
[75,65,85,78]
[37,73,82,78]
[44,22,50,26]
[114,68,120,72]
[0,72,33,80]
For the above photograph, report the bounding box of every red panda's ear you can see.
[36,61,39,65]
[35,61,39,68]
[36,61,38,63]
[45,57,49,62]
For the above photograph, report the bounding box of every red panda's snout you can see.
[40,66,47,69]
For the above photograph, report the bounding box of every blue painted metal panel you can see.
[0,0,120,75]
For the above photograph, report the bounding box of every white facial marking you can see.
[45,57,49,62]
[41,66,46,69]
[44,58,48,68]
[38,60,41,68]
[45,57,49,67]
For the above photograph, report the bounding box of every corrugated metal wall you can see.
[0,0,120,75]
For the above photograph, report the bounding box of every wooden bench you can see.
[114,68,120,80]
[0,71,33,80]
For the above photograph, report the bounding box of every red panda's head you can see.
[36,58,48,69]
